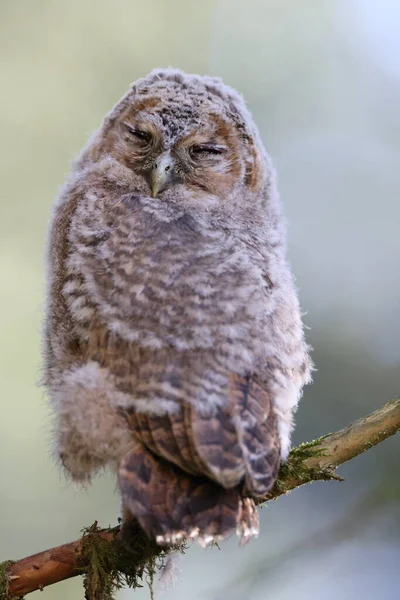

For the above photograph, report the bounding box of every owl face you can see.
[104,92,243,206]
[85,71,269,220]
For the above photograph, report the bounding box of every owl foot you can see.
[236,497,259,546]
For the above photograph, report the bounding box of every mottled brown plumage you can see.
[43,68,312,546]
[119,373,280,543]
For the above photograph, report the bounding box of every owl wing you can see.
[121,372,280,499]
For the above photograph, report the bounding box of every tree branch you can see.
[1,398,399,599]
[264,397,400,501]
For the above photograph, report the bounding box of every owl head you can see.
[76,69,275,223]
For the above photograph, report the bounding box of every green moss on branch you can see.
[79,521,186,600]
[0,561,16,600]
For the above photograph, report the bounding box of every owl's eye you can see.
[124,123,151,143]
[190,144,226,156]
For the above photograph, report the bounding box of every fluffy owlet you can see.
[43,68,312,546]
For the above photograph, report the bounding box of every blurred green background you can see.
[0,1,399,599]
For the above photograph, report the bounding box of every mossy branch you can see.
[1,397,399,600]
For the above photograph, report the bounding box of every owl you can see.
[43,68,312,546]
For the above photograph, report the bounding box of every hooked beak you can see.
[151,152,175,197]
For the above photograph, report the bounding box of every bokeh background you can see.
[1,1,399,599]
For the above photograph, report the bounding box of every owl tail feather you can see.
[118,442,259,547]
